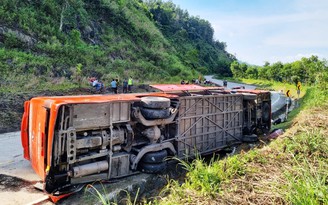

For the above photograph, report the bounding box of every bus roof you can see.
[150,84,223,92]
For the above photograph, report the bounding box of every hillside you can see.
[0,0,234,93]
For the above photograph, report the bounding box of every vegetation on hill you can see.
[230,55,328,88]
[0,0,234,93]
[145,0,235,76]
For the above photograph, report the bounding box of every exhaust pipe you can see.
[70,161,108,178]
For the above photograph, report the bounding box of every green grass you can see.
[85,184,112,205]
[181,155,246,196]
[285,158,328,205]
[282,127,328,205]
[84,183,141,205]
[0,75,80,94]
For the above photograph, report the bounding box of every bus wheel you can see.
[141,97,171,109]
[138,162,167,174]
[141,150,168,164]
[140,107,170,119]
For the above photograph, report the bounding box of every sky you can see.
[167,0,328,66]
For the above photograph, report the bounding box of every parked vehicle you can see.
[21,84,271,199]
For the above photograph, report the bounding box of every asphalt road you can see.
[0,132,50,205]
[0,131,40,181]
[204,75,256,90]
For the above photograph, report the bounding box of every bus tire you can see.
[140,107,170,119]
[141,150,168,164]
[141,97,171,109]
[138,162,167,174]
[242,135,258,143]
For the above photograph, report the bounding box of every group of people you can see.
[180,80,190,85]
[181,78,214,86]
[181,79,201,85]
[89,77,133,94]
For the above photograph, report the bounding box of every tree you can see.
[146,0,234,76]
[184,49,199,69]
[245,66,258,79]
[281,63,292,82]
[263,62,283,81]
[230,61,241,78]
[74,63,83,87]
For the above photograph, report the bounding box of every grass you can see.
[84,183,141,205]
[281,114,328,205]
[284,158,328,205]
[0,75,81,94]
[85,183,112,205]
[181,155,246,196]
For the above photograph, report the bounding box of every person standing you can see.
[111,79,117,94]
[128,77,133,93]
[123,79,128,93]
[223,80,228,87]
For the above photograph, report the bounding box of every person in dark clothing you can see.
[223,80,228,87]
[123,79,128,93]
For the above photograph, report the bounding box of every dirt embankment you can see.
[0,93,28,133]
[0,85,154,134]
[0,90,85,134]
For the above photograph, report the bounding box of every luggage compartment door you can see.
[176,94,243,157]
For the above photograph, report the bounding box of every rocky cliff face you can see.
[0,26,37,48]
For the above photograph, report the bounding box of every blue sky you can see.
[167,0,328,65]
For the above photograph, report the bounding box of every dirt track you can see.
[0,88,92,134]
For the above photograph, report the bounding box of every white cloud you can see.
[294,0,328,11]
[213,8,328,38]
[208,3,328,64]
[264,28,328,48]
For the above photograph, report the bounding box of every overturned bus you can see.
[21,84,271,199]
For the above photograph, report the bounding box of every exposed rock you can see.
[0,26,37,47]
[80,21,102,45]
